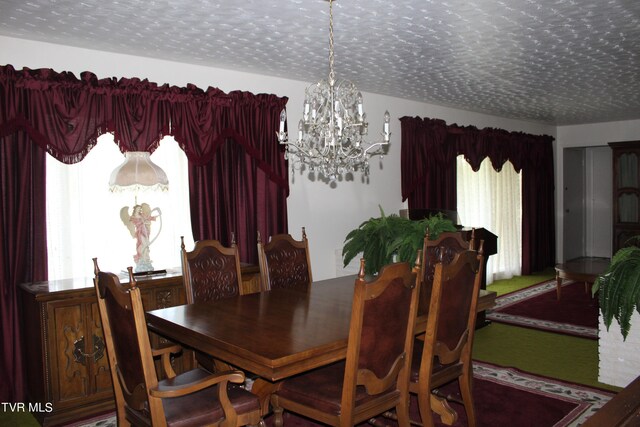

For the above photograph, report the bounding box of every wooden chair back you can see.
[181,234,244,304]
[341,258,421,424]
[181,235,245,372]
[270,256,422,426]
[256,227,312,291]
[92,260,163,423]
[414,245,484,426]
[419,229,476,321]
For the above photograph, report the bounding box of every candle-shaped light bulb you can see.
[356,92,364,119]
[383,110,391,142]
[311,100,318,121]
[298,119,304,141]
[303,99,310,122]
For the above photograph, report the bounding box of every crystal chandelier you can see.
[277,0,390,180]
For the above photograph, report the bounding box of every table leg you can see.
[556,273,563,301]
[251,378,280,415]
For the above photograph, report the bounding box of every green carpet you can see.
[0,410,40,426]
[473,322,618,392]
[477,268,621,393]
[487,267,556,296]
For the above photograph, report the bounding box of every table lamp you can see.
[109,151,169,274]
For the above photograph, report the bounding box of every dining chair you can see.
[270,256,421,427]
[410,244,484,427]
[181,234,245,304]
[181,234,244,372]
[92,258,262,427]
[418,229,476,322]
[256,227,312,291]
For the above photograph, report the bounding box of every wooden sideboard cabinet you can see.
[19,265,261,426]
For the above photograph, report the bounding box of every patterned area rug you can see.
[75,362,612,427]
[486,279,599,339]
[69,413,116,427]
[450,361,612,426]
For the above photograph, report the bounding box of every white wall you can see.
[585,147,612,258]
[1,35,556,279]
[556,121,640,262]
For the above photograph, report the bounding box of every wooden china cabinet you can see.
[19,265,260,426]
[610,140,640,252]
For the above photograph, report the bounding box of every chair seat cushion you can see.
[130,368,259,427]
[410,338,463,387]
[275,361,400,416]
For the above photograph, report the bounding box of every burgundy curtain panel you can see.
[0,131,48,402]
[0,64,288,401]
[176,91,289,263]
[521,139,555,274]
[400,117,457,211]
[400,116,555,274]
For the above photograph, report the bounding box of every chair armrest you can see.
[151,343,182,379]
[149,370,246,399]
[151,343,182,357]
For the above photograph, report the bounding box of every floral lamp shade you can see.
[109,151,169,193]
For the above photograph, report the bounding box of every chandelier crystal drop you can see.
[277,0,390,180]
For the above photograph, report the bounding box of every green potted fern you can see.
[593,236,640,340]
[342,206,456,275]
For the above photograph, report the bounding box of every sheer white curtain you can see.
[46,134,194,280]
[456,155,522,283]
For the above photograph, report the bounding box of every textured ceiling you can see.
[1,0,639,125]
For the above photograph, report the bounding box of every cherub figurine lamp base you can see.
[120,203,162,273]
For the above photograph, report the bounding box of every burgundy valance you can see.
[0,64,288,190]
[400,116,554,201]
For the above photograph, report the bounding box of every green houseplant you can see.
[593,236,640,340]
[342,206,457,275]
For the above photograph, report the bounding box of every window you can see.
[456,156,522,282]
[46,134,194,280]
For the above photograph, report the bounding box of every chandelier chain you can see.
[328,0,335,85]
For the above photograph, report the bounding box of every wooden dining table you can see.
[146,274,496,412]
